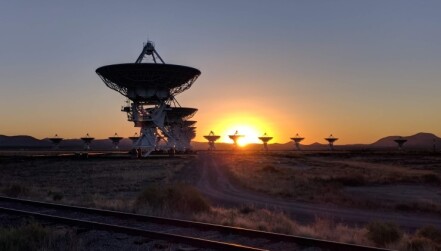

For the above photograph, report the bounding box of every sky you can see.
[0,1,440,145]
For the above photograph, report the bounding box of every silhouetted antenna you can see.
[325,134,338,151]
[228,130,244,149]
[135,41,165,64]
[109,133,123,150]
[258,133,273,152]
[291,133,305,151]
[204,131,221,151]
[81,133,95,150]
[96,41,201,157]
[129,132,140,145]
[394,137,407,151]
[164,107,198,152]
[48,134,63,150]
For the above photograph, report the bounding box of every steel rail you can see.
[0,196,391,251]
[0,206,264,251]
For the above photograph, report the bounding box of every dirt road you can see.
[195,153,441,230]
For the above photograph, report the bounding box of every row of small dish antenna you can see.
[48,133,137,150]
[204,131,339,151]
[204,131,413,151]
[49,132,413,151]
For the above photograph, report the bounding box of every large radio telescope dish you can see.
[96,64,200,101]
[96,41,201,156]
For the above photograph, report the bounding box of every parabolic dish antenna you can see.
[258,133,273,151]
[49,134,63,150]
[394,137,407,151]
[129,133,140,143]
[204,131,221,151]
[229,130,244,149]
[291,133,305,151]
[96,41,201,156]
[109,133,123,150]
[80,133,95,150]
[96,64,200,101]
[325,134,338,151]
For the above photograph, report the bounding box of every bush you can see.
[48,191,63,201]
[416,225,441,244]
[135,183,210,214]
[406,236,440,251]
[0,222,48,251]
[2,184,29,197]
[239,205,255,215]
[331,175,366,186]
[422,174,440,184]
[366,221,402,246]
[261,165,280,173]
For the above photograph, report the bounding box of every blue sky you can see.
[1,1,440,144]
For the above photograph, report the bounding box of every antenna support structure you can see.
[96,41,201,157]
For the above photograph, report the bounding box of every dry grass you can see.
[193,207,371,244]
[220,152,441,212]
[193,206,441,250]
[0,220,80,251]
[0,156,193,207]
[1,153,440,250]
[134,183,210,215]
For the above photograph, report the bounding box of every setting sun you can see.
[226,125,260,146]
[204,112,277,147]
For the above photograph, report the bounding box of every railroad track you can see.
[0,196,390,251]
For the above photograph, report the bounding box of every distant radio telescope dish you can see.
[80,133,95,150]
[109,133,123,150]
[394,137,407,151]
[325,134,338,151]
[258,133,273,152]
[129,133,140,144]
[229,130,244,149]
[204,131,221,151]
[291,133,305,151]
[48,134,63,150]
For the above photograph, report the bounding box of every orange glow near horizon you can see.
[205,113,277,146]
[228,125,260,147]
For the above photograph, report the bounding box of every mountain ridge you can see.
[0,132,440,150]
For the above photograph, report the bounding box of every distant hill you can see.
[371,132,441,150]
[0,135,50,148]
[0,132,440,151]
[0,135,133,150]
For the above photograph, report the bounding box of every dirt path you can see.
[195,153,441,230]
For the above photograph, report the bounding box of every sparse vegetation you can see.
[134,183,210,214]
[48,190,63,201]
[0,221,48,251]
[221,152,441,212]
[366,221,402,247]
[0,220,81,251]
[261,164,280,173]
[406,236,437,251]
[1,152,441,250]
[2,184,30,197]
[416,225,441,244]
[405,226,441,251]
[0,156,192,205]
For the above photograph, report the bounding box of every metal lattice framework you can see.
[96,41,200,156]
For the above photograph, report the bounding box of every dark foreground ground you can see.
[0,150,440,250]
